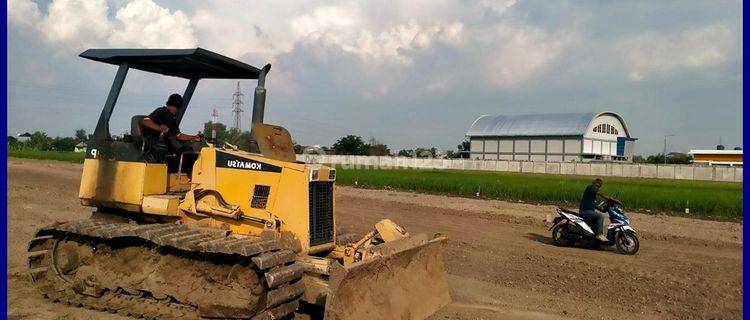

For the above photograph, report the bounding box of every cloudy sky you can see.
[7,0,743,154]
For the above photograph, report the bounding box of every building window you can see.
[593,124,619,135]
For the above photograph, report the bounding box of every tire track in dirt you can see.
[335,188,741,320]
[7,158,742,320]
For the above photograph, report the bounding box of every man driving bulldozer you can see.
[141,93,202,156]
[579,178,614,242]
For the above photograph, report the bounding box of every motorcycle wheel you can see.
[615,230,639,255]
[552,223,570,246]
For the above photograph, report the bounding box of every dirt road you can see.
[7,158,742,319]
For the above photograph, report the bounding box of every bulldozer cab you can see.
[77,48,291,211]
[81,48,272,163]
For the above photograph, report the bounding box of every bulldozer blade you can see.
[324,234,450,320]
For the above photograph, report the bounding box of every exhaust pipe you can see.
[251,64,272,125]
[249,64,271,153]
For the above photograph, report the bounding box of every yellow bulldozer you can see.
[27,48,450,319]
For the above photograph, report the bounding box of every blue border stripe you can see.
[742,1,748,317]
[2,0,10,317]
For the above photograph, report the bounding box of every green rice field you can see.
[335,167,742,219]
[7,150,741,218]
[8,150,85,163]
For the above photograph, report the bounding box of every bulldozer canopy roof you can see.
[80,48,261,79]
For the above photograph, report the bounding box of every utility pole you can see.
[663,134,674,164]
[211,108,219,143]
[231,82,244,131]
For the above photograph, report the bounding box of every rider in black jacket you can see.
[579,178,613,241]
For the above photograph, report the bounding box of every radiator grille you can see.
[309,181,334,246]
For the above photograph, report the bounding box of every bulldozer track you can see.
[27,218,304,320]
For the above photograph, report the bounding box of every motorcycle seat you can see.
[559,208,581,216]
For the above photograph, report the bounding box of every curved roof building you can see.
[466,112,636,162]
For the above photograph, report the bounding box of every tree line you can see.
[327,134,470,158]
[9,123,683,163]
[7,129,88,152]
[200,127,465,158]
[5,124,471,158]
[632,153,693,165]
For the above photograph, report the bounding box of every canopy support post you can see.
[93,62,129,140]
[177,78,199,125]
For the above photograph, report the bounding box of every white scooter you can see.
[549,195,639,255]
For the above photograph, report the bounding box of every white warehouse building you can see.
[466,112,637,162]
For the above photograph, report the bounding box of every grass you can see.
[335,167,743,219]
[7,150,741,218]
[8,149,85,163]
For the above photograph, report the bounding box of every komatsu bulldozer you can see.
[27,48,450,320]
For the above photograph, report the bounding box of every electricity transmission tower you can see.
[210,108,219,142]
[231,82,244,131]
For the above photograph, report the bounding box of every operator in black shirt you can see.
[579,178,614,242]
[142,94,201,154]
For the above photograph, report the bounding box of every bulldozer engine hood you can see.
[216,150,282,172]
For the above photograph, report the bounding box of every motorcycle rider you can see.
[579,178,614,242]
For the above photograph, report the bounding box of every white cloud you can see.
[7,0,41,28]
[109,0,196,47]
[274,2,566,93]
[484,24,575,87]
[188,1,309,58]
[6,0,575,92]
[617,24,736,81]
[291,6,358,40]
[480,0,517,15]
[41,0,111,46]
[9,0,196,49]
[347,21,465,63]
[291,6,465,64]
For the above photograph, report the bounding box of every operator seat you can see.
[131,115,167,162]
[130,115,146,143]
[131,115,199,174]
